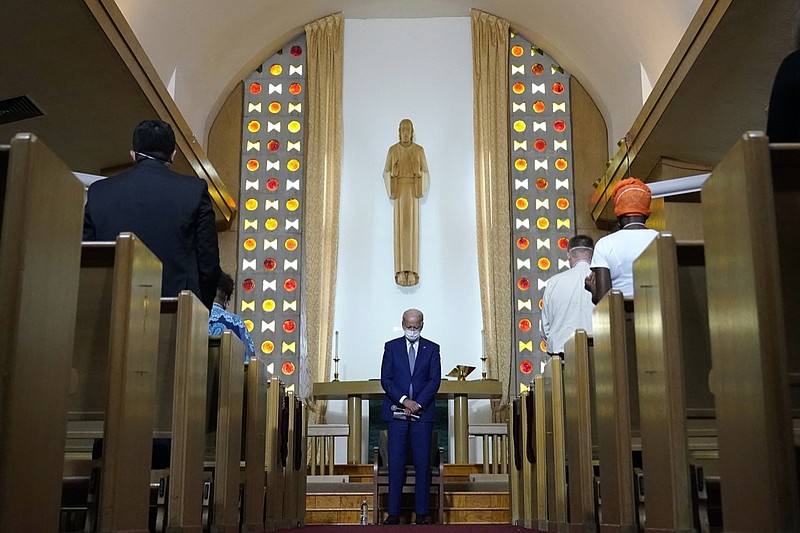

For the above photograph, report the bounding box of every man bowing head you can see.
[380,308,442,524]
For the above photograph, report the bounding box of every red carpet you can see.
[276,525,539,533]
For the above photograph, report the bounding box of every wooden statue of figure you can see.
[383,119,430,286]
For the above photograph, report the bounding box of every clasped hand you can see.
[402,397,421,415]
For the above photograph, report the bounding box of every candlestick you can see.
[333,330,340,382]
[481,329,487,380]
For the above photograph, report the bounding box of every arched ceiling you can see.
[115,0,702,155]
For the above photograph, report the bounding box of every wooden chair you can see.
[372,429,444,525]
[468,423,508,474]
[0,133,84,532]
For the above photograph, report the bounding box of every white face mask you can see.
[404,329,420,342]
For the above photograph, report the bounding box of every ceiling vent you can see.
[0,95,44,126]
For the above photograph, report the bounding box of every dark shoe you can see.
[384,515,400,525]
[415,516,430,525]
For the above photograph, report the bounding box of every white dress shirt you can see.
[541,260,594,354]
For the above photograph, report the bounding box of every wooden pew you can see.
[283,390,307,529]
[242,357,268,531]
[206,331,245,532]
[152,291,210,531]
[563,330,597,533]
[591,290,637,532]
[632,233,705,532]
[520,390,534,527]
[0,133,84,531]
[70,234,162,532]
[543,356,568,532]
[701,131,800,531]
[265,377,288,530]
[532,374,548,531]
[509,397,523,526]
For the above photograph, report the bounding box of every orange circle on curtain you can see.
[520,360,533,374]
[267,139,280,151]
[268,102,281,113]
[552,82,565,94]
[516,198,529,210]
[249,82,262,95]
[269,64,283,76]
[284,278,297,291]
[282,361,296,375]
[556,198,570,210]
[247,120,260,132]
[532,63,544,75]
[512,82,525,94]
[266,178,279,191]
[283,319,296,333]
[263,258,277,270]
[286,198,299,211]
[261,340,275,354]
[538,298,544,310]
[287,159,300,171]
[514,159,528,171]
[536,217,549,230]
[244,320,254,333]
[533,101,545,113]
[244,199,258,211]
[536,178,548,190]
[517,277,530,290]
[516,237,529,250]
[265,218,278,231]
[289,83,302,95]
[558,237,569,250]
[511,45,524,57]
[262,299,275,312]
[285,238,298,251]
[538,257,551,270]
[513,120,526,132]
[246,159,259,171]
[555,158,568,171]
[518,318,532,332]
[540,340,548,352]
[243,238,257,251]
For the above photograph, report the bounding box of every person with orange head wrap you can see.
[584,177,658,304]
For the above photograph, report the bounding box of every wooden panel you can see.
[563,330,596,532]
[242,358,268,531]
[592,291,636,532]
[211,331,245,532]
[544,357,568,529]
[533,375,548,530]
[264,377,286,529]
[701,132,800,531]
[167,291,210,531]
[0,134,84,532]
[632,234,692,532]
[91,233,162,531]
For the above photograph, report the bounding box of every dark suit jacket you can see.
[767,49,800,143]
[83,159,221,308]
[380,336,441,423]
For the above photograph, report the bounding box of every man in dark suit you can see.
[83,120,221,309]
[380,308,441,525]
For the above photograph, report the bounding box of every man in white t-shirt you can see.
[541,235,595,355]
[585,178,658,304]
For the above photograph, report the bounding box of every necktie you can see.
[408,342,416,399]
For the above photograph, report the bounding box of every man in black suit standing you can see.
[83,120,221,309]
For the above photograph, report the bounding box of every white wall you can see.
[331,17,490,462]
